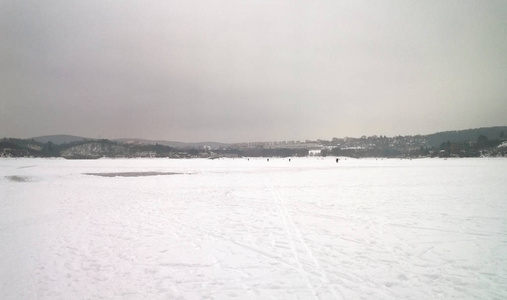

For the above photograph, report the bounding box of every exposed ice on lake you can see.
[1,157,506,299]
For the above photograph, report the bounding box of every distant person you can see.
[336,158,339,163]
[267,158,269,162]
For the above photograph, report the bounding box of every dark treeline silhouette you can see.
[2,126,506,158]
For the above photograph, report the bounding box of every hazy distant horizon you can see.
[2,1,506,143]
[3,124,502,144]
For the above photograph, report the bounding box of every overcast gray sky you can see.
[1,0,506,142]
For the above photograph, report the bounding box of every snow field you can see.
[1,157,506,299]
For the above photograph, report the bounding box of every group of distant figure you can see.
[264,158,339,163]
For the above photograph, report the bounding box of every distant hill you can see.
[22,125,507,154]
[114,138,230,149]
[425,126,507,147]
[30,135,230,149]
[32,135,91,145]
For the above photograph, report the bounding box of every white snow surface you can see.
[1,157,506,299]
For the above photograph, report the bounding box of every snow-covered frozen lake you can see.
[1,157,506,299]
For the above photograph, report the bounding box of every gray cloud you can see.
[1,0,506,142]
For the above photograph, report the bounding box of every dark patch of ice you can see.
[84,172,183,177]
[6,175,30,182]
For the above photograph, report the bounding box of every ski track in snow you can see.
[267,176,343,299]
[1,157,507,299]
